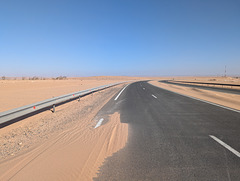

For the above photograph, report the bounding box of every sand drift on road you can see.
[0,76,239,180]
[0,81,129,181]
[150,79,240,111]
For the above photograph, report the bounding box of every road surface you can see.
[94,81,240,180]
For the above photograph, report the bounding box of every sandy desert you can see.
[0,76,240,180]
[2,1,240,179]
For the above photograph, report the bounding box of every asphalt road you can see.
[161,80,240,95]
[94,81,240,181]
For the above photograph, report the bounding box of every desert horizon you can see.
[1,0,240,180]
[1,75,240,112]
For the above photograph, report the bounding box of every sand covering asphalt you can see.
[0,84,128,181]
[0,76,239,180]
[150,80,240,111]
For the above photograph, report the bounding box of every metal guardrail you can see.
[0,82,126,125]
[167,80,240,88]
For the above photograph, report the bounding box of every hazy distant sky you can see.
[0,0,240,77]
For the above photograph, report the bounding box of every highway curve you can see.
[94,81,240,180]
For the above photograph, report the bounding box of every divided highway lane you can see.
[94,81,240,181]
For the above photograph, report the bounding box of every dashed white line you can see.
[209,135,240,158]
[114,84,129,101]
[143,88,145,90]
[152,94,157,99]
[94,118,104,128]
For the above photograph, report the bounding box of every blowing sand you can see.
[0,82,128,181]
[150,79,240,111]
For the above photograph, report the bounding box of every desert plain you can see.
[0,76,239,180]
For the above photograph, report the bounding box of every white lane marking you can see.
[143,88,145,90]
[94,118,104,128]
[152,94,157,99]
[151,84,240,113]
[209,135,240,158]
[114,84,129,101]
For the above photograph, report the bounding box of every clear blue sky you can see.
[0,0,240,77]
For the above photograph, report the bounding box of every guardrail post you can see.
[78,96,80,102]
[52,104,55,113]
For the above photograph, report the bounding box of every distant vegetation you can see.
[53,76,67,80]
[0,76,68,80]
[28,76,47,80]
[208,79,216,81]
[29,76,40,80]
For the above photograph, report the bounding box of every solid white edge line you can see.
[94,118,104,129]
[152,94,157,99]
[150,83,240,114]
[209,135,240,158]
[114,84,129,101]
